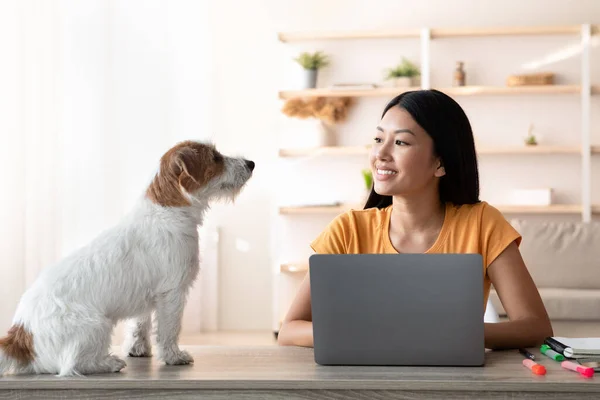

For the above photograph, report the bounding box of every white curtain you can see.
[0,0,219,334]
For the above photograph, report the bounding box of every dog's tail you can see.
[0,324,35,375]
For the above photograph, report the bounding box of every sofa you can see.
[489,219,600,321]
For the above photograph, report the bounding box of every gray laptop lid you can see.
[309,253,485,366]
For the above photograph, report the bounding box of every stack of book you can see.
[545,337,600,371]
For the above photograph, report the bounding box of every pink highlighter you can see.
[561,360,595,378]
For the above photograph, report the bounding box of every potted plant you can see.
[525,134,538,146]
[294,51,330,89]
[384,58,420,87]
[525,123,538,146]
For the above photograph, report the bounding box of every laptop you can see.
[309,253,485,366]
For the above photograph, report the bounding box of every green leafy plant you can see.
[525,123,538,146]
[362,169,373,191]
[384,58,420,79]
[525,134,538,145]
[294,51,330,70]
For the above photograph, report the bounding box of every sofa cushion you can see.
[510,219,600,289]
[490,288,600,320]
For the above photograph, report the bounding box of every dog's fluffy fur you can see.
[0,141,254,376]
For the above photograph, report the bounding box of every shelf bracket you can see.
[581,24,592,223]
[420,28,431,90]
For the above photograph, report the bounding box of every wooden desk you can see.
[1,346,598,399]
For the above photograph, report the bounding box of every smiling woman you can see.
[277,89,554,351]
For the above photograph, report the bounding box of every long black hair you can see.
[364,89,480,209]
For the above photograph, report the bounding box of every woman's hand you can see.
[277,272,314,347]
[485,241,553,349]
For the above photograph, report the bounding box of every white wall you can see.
[0,0,25,332]
[208,0,281,331]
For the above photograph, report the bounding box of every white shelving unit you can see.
[272,24,599,335]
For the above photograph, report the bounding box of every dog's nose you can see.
[245,160,255,172]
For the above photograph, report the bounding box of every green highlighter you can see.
[541,344,565,361]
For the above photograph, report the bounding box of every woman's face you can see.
[369,106,445,197]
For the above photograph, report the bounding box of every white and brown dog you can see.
[0,140,254,376]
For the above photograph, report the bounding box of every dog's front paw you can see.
[125,337,153,358]
[108,355,127,373]
[162,349,194,365]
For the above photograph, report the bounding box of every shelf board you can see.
[441,85,582,96]
[480,145,600,155]
[279,204,600,215]
[278,29,421,42]
[497,204,582,214]
[430,25,587,39]
[279,204,349,215]
[279,145,600,158]
[277,25,594,42]
[279,85,583,99]
[279,146,369,157]
[278,86,419,99]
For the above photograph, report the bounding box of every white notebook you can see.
[553,337,600,358]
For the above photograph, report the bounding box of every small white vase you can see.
[282,118,333,149]
[312,119,334,146]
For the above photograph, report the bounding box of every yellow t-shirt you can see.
[310,201,522,307]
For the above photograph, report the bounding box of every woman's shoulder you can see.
[343,204,391,227]
[322,204,390,235]
[448,202,521,265]
[311,205,390,254]
[347,204,391,216]
[447,201,515,231]
[448,200,501,218]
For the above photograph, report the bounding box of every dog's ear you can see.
[174,147,204,193]
[147,141,224,207]
[172,143,223,193]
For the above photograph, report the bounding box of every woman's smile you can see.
[375,168,398,181]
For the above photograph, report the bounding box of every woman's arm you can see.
[485,240,553,350]
[277,272,314,347]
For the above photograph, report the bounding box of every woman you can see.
[277,89,553,350]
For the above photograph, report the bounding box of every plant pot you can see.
[302,69,318,89]
[393,77,413,87]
